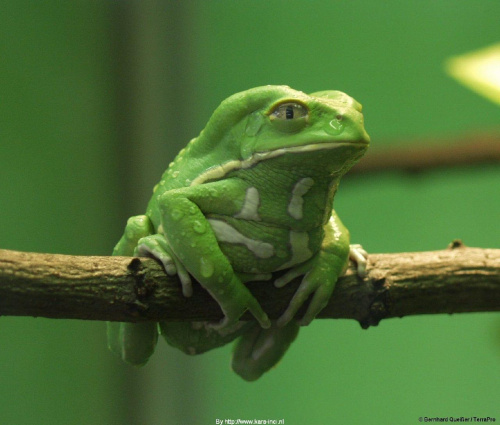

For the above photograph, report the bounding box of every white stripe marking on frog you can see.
[278,231,313,270]
[234,186,261,221]
[208,218,274,259]
[287,177,315,220]
[190,143,345,186]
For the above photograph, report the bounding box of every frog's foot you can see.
[274,255,338,328]
[231,321,300,381]
[349,244,368,277]
[135,234,193,297]
[208,299,271,332]
[207,275,271,331]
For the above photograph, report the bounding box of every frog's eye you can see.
[269,102,308,133]
[270,102,308,120]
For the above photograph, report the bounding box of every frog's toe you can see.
[136,242,176,273]
[135,235,193,297]
[276,277,312,327]
[210,299,271,332]
[249,306,271,329]
[206,314,248,334]
[349,244,368,277]
[277,264,336,327]
[164,263,177,276]
[298,284,331,326]
[135,235,174,266]
[167,256,192,297]
[206,315,232,332]
[274,263,309,288]
[177,269,193,297]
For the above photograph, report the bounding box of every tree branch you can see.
[348,133,500,176]
[0,243,498,328]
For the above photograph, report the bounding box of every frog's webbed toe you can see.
[135,234,193,297]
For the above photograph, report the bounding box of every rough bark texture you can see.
[0,243,498,327]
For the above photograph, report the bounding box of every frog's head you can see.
[190,86,370,185]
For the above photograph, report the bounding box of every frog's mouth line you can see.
[191,141,368,186]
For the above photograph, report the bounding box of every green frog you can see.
[107,85,370,381]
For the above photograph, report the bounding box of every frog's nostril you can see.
[326,118,346,136]
[335,114,343,121]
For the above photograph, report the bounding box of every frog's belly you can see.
[207,216,323,274]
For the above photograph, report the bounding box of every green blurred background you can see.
[0,1,498,424]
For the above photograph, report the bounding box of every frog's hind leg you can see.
[107,215,159,366]
[231,321,300,381]
[159,321,253,355]
[158,273,272,359]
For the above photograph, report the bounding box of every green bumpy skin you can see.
[107,85,370,381]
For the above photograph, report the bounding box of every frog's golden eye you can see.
[269,102,308,132]
[270,102,308,120]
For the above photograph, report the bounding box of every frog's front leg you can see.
[156,183,271,330]
[107,215,160,365]
[275,210,350,327]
